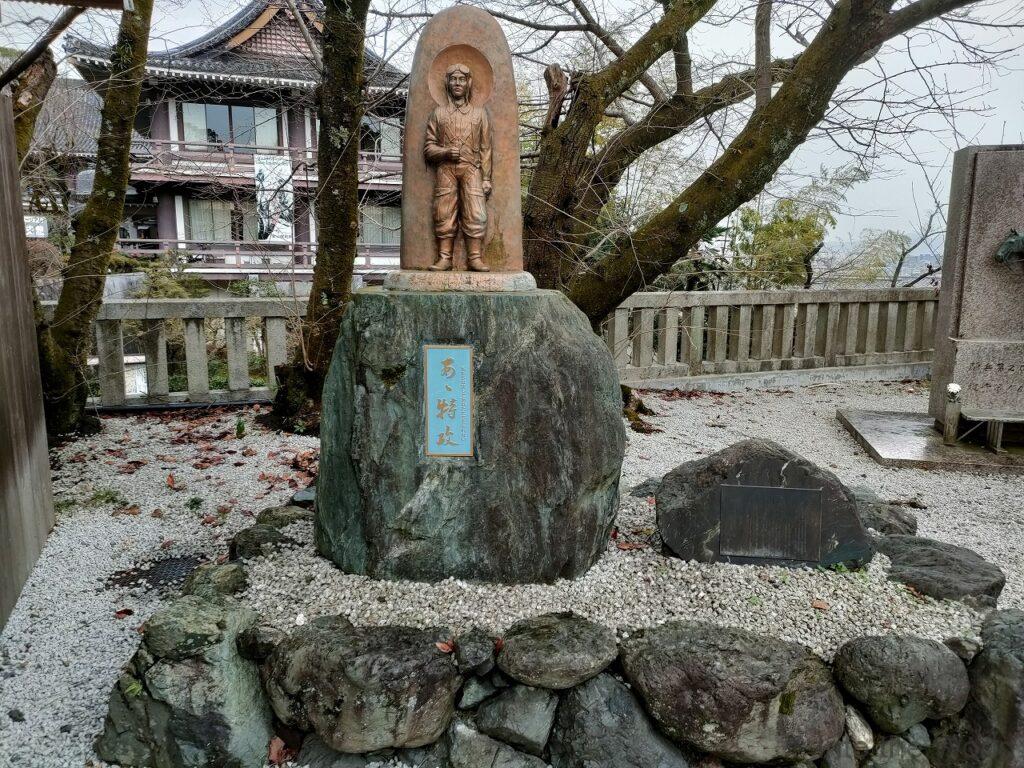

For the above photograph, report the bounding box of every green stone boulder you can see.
[94,595,272,767]
[317,288,625,583]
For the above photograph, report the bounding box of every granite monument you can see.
[839,145,1024,468]
[929,145,1024,424]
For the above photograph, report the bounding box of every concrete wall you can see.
[0,92,54,628]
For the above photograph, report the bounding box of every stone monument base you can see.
[383,269,537,292]
[838,409,1024,474]
[317,286,626,583]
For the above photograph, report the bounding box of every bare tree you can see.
[38,0,155,436]
[371,0,1012,326]
[272,0,375,430]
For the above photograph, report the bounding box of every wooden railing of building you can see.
[58,288,939,408]
[602,288,940,384]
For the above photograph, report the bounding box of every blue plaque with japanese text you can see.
[424,344,474,457]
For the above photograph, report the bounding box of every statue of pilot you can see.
[424,62,492,272]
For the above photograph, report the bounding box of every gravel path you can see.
[1,381,1019,767]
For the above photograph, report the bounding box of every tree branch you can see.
[754,0,774,107]
[569,0,669,102]
[887,0,980,36]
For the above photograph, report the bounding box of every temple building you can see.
[38,0,407,289]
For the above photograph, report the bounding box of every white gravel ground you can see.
[0,381,1019,767]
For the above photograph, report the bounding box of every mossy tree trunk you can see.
[11,48,60,434]
[39,0,154,437]
[272,0,371,432]
[522,0,980,326]
[12,48,56,164]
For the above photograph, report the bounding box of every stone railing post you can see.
[95,319,126,407]
[183,318,210,401]
[141,319,169,403]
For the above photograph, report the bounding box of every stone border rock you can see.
[95,600,1023,768]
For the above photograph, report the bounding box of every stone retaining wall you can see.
[95,582,1022,768]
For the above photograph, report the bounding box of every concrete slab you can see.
[838,409,1024,474]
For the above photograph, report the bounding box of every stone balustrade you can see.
[45,287,940,408]
[603,287,940,384]
[42,298,306,408]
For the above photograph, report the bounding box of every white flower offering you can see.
[947,382,962,402]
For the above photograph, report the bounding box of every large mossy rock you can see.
[264,617,462,753]
[448,720,547,768]
[832,635,969,734]
[929,609,1024,767]
[476,684,557,756]
[619,621,845,764]
[318,289,625,583]
[549,673,694,768]
[657,439,873,568]
[94,596,272,768]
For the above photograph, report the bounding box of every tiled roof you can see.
[65,0,406,90]
[31,78,151,157]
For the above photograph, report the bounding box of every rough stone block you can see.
[317,288,625,583]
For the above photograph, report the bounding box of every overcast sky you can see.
[3,0,1022,248]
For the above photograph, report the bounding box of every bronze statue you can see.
[424,63,492,272]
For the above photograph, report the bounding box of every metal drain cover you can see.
[104,554,204,593]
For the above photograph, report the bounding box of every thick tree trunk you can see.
[40,0,153,437]
[12,49,56,163]
[272,0,371,432]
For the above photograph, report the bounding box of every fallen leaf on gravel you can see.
[155,455,177,463]
[105,448,127,459]
[160,539,175,550]
[904,584,927,601]
[150,509,164,518]
[616,542,647,551]
[216,553,230,564]
[114,608,134,620]
[113,505,141,517]
[166,473,183,491]
[216,505,232,516]
[435,640,455,653]
[267,736,295,766]
[201,515,222,527]
[68,452,89,463]
[646,496,656,505]
[117,460,148,474]
[811,599,829,611]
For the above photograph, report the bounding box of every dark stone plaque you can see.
[656,439,873,569]
[719,485,822,562]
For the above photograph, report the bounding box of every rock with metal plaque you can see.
[316,6,625,584]
[657,439,873,569]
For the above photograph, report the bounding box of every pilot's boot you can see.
[466,238,490,272]
[429,238,455,271]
